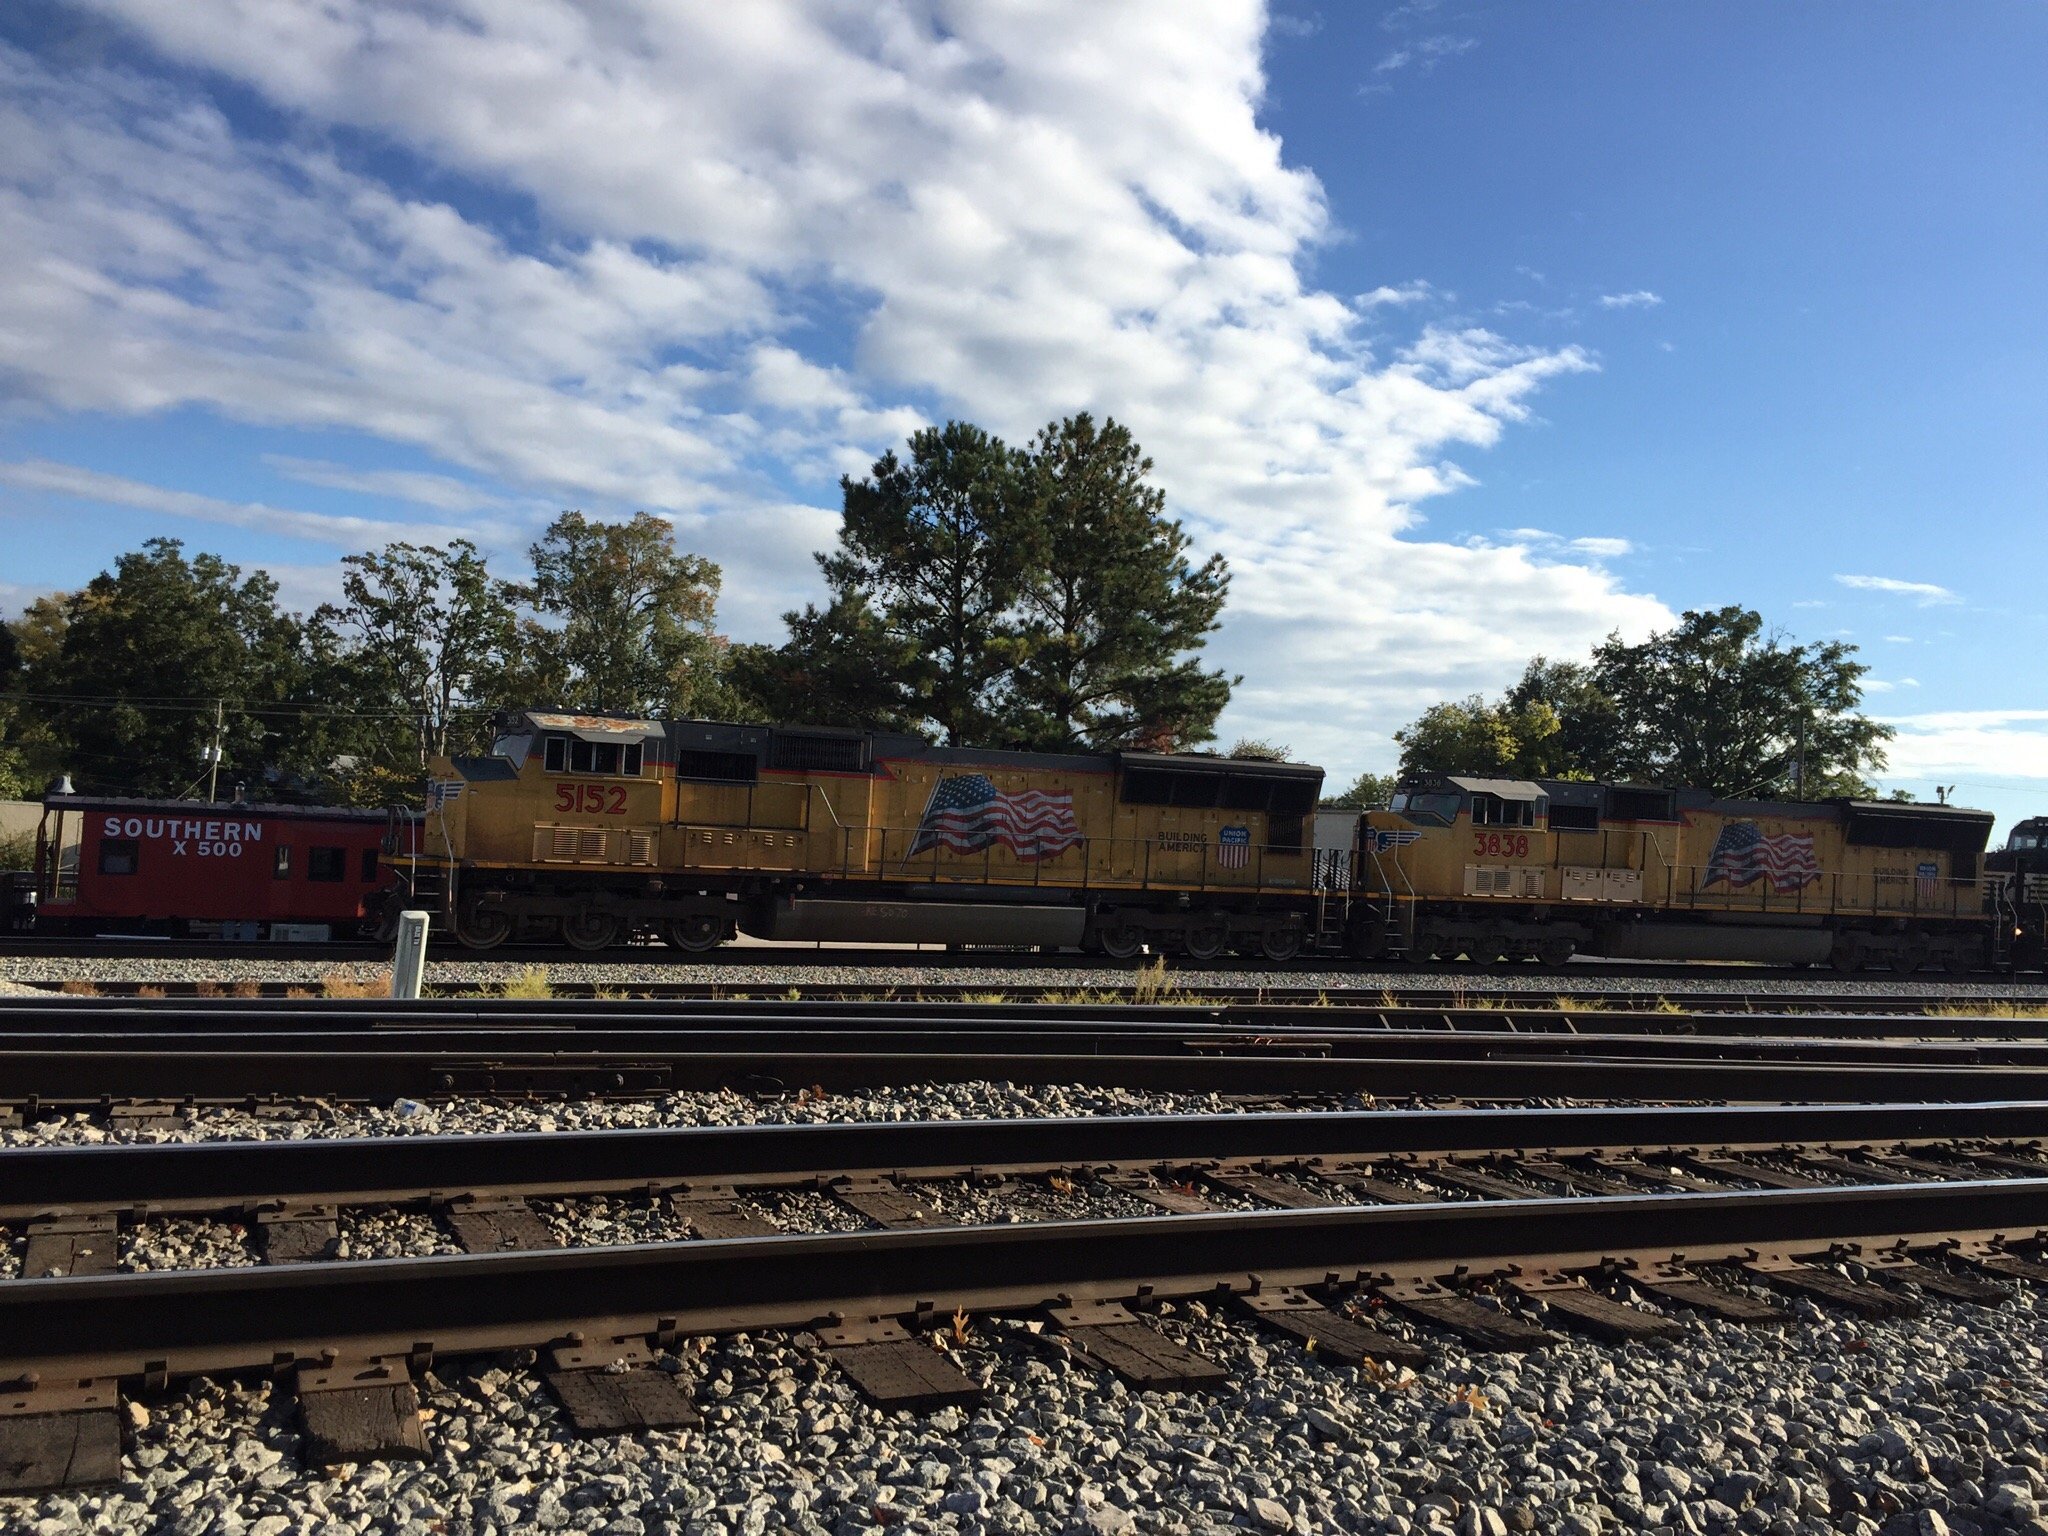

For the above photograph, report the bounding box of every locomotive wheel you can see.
[663,913,728,952]
[1098,926,1145,959]
[1536,935,1577,968]
[1183,921,1229,961]
[1258,927,1303,963]
[1830,936,1865,973]
[1891,940,1929,975]
[454,901,513,950]
[561,905,623,952]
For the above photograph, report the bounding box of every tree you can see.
[315,540,522,802]
[1394,694,1561,780]
[520,512,726,718]
[725,593,919,730]
[1008,414,1233,751]
[23,540,313,797]
[824,423,1035,746]
[1590,605,1891,797]
[1322,771,1395,810]
[0,597,74,800]
[1225,738,1295,762]
[1503,657,1618,780]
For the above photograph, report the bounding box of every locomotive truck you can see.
[389,708,2030,972]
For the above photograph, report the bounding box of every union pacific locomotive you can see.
[383,708,2040,972]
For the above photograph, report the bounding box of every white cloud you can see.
[1884,710,2048,784]
[1834,574,1961,607]
[262,456,507,513]
[0,458,476,549]
[1883,634,1914,644]
[0,5,1670,776]
[1498,528,1633,561]
[1357,280,1435,309]
[1374,34,1478,75]
[1598,290,1663,310]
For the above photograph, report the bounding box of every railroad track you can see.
[15,1004,2048,1105]
[7,1100,2048,1491]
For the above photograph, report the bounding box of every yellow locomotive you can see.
[401,710,1325,957]
[1351,774,1997,971]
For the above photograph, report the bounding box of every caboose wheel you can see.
[562,905,622,951]
[455,903,513,950]
[1183,921,1229,961]
[663,913,727,952]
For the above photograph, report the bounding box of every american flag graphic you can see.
[1917,861,1941,899]
[1701,821,1820,893]
[909,774,1082,862]
[1217,825,1251,869]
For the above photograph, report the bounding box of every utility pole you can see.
[205,700,224,803]
[1792,715,1808,799]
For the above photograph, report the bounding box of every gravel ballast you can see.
[11,1278,2048,1535]
[10,952,2048,999]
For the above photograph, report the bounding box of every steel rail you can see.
[11,1042,2048,1102]
[15,1020,2048,1065]
[6,1177,2046,1386]
[4,998,2048,1047]
[5,1099,2045,1219]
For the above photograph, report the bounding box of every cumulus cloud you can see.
[1598,290,1663,310]
[0,4,1670,775]
[1884,710,2048,783]
[1835,574,1961,606]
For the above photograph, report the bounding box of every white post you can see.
[391,910,431,1000]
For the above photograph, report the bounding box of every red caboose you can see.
[33,794,414,940]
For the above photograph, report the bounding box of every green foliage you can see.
[1225,738,1295,762]
[0,831,34,872]
[519,512,725,718]
[1322,771,1395,811]
[20,540,318,798]
[1394,693,1561,780]
[1590,606,1890,797]
[753,415,1235,751]
[1007,414,1233,751]
[312,539,523,806]
[1393,607,1891,799]
[824,422,1036,746]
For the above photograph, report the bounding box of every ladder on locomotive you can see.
[1359,839,1413,960]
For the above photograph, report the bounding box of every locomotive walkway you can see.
[7,1101,2048,1491]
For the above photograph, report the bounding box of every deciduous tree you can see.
[520,512,726,718]
[1590,606,1889,796]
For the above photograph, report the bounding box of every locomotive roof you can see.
[43,793,403,822]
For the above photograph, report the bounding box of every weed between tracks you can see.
[1930,1000,2048,1019]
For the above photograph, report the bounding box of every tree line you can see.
[0,414,1234,805]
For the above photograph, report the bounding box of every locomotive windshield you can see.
[1390,791,1459,824]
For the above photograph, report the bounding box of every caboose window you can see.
[98,839,139,876]
[273,845,292,879]
[361,848,380,881]
[544,736,567,773]
[308,847,345,882]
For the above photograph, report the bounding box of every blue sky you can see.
[0,2,2042,827]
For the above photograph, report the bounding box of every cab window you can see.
[2016,833,2040,851]
[555,737,642,777]
[1392,792,1460,825]
[1471,794,1535,828]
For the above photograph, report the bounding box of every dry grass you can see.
[134,984,167,1000]
[1930,1000,2048,1020]
[320,967,393,1000]
[195,980,224,999]
[231,979,261,999]
[1551,994,1609,1012]
[58,979,99,997]
[498,966,556,1001]
[284,986,316,1000]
